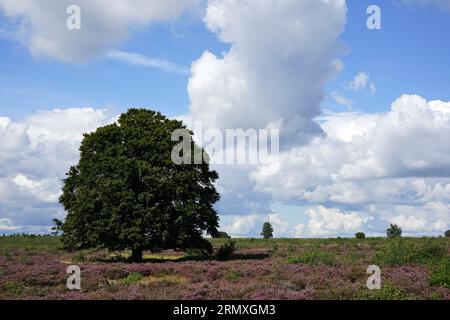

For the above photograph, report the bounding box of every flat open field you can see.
[0,236,449,300]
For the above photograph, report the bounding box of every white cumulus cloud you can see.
[306,206,365,236]
[0,108,115,232]
[0,0,199,63]
[188,0,347,141]
[185,0,347,216]
[250,94,450,235]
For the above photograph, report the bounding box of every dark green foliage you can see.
[58,109,220,262]
[445,230,450,238]
[355,232,365,239]
[216,240,237,261]
[51,218,63,236]
[261,222,274,239]
[214,231,231,239]
[387,224,402,238]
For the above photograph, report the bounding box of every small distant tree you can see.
[214,231,231,239]
[355,232,365,239]
[445,230,450,238]
[261,222,274,239]
[387,224,402,238]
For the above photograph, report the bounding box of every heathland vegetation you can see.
[0,235,448,300]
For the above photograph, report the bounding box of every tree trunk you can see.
[131,246,143,263]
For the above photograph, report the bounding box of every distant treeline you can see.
[1,233,58,237]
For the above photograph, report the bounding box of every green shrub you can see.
[357,283,415,300]
[270,243,279,256]
[355,232,366,239]
[374,239,447,265]
[225,269,241,281]
[120,272,143,285]
[287,243,294,254]
[445,230,450,238]
[428,259,450,288]
[72,251,86,263]
[214,231,231,239]
[216,240,237,261]
[2,281,24,296]
[418,238,447,262]
[19,256,31,265]
[2,249,12,261]
[342,250,362,266]
[288,248,336,266]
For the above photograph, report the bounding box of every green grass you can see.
[428,259,450,288]
[373,238,448,265]
[288,247,336,266]
[0,235,61,251]
[210,237,378,249]
[225,269,241,281]
[2,281,25,297]
[119,272,143,285]
[355,283,416,300]
[72,251,87,263]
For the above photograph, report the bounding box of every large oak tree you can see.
[58,109,220,262]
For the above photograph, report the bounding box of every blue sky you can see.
[0,8,226,119]
[1,0,450,237]
[1,1,450,120]
[327,0,450,113]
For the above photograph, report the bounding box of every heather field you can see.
[0,236,449,300]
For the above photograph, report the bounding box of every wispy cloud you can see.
[347,72,369,91]
[106,50,190,75]
[331,91,353,110]
[346,71,377,95]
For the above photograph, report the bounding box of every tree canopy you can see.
[261,222,274,239]
[355,232,365,239]
[58,109,220,262]
[387,224,402,238]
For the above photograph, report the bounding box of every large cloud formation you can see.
[188,0,347,143]
[0,0,199,63]
[251,95,450,235]
[186,0,348,216]
[0,109,114,232]
[1,0,449,236]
